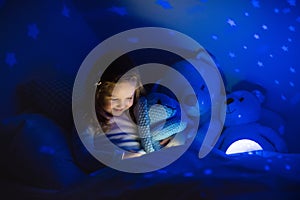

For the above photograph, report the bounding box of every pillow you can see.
[71,127,106,173]
[0,113,87,189]
[17,78,74,131]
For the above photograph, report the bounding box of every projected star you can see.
[262,24,268,30]
[289,67,296,73]
[289,81,295,87]
[288,25,295,32]
[229,52,236,58]
[156,0,172,9]
[62,4,70,18]
[244,12,249,16]
[183,172,194,177]
[234,68,240,73]
[27,23,39,39]
[227,18,236,26]
[264,165,270,171]
[257,61,263,67]
[274,8,280,13]
[251,0,260,8]
[285,164,291,170]
[281,94,287,101]
[203,168,212,175]
[108,6,127,16]
[211,35,218,40]
[5,52,17,67]
[287,0,296,6]
[274,80,280,85]
[281,45,288,52]
[254,34,260,39]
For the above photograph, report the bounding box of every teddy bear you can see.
[154,51,227,155]
[151,58,212,148]
[215,88,288,155]
[157,50,226,126]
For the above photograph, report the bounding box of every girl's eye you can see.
[111,99,118,102]
[127,97,133,100]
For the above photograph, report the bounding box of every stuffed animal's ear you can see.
[251,89,265,104]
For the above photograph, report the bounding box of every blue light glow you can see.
[27,23,39,39]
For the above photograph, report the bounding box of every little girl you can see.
[95,69,146,155]
[94,55,187,159]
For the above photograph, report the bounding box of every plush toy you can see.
[171,59,212,124]
[216,89,288,154]
[155,51,227,154]
[158,52,225,126]
[154,59,215,146]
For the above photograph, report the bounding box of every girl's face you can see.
[103,81,136,116]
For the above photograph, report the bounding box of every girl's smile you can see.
[104,81,137,116]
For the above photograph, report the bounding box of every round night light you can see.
[225,139,263,155]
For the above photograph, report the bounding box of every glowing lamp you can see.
[225,139,263,155]
[215,123,288,155]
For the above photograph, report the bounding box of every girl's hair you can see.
[95,55,144,132]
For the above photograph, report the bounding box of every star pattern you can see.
[287,0,296,6]
[1,1,299,126]
[257,61,264,67]
[262,24,268,30]
[227,18,236,27]
[5,52,17,67]
[211,0,299,104]
[62,4,70,18]
[281,94,287,101]
[228,52,236,58]
[27,23,39,39]
[212,35,218,40]
[289,67,296,73]
[251,0,260,8]
[288,25,295,32]
[281,45,288,52]
[234,68,240,73]
[253,34,260,39]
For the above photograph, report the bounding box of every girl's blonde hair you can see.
[95,71,144,132]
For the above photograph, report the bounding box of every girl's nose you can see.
[117,100,126,108]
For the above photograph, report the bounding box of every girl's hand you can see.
[159,136,173,146]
